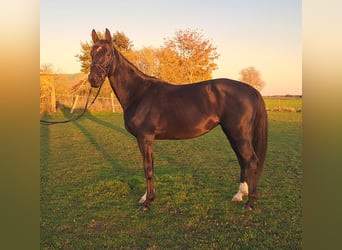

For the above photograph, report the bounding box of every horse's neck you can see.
[108,52,150,110]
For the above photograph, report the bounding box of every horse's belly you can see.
[155,116,219,140]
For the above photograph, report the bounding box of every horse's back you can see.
[209,78,260,98]
[145,78,261,121]
[205,78,261,117]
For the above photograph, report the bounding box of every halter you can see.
[90,62,108,78]
[90,47,115,78]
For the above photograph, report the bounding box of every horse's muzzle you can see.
[88,72,105,88]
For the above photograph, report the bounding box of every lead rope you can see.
[40,80,103,125]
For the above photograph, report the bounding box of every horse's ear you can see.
[105,28,112,43]
[91,29,99,43]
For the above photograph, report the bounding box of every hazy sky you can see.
[40,0,301,95]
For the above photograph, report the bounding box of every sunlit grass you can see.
[41,111,302,249]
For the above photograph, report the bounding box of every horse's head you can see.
[88,29,115,88]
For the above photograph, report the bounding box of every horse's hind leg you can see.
[137,135,156,211]
[221,127,259,210]
[233,142,259,210]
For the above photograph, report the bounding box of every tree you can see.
[112,31,133,52]
[75,42,92,74]
[239,66,265,91]
[75,30,134,73]
[162,29,220,83]
[157,47,184,83]
[40,63,55,74]
[127,47,160,77]
[75,29,220,84]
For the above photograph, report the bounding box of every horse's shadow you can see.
[40,111,51,165]
[84,112,131,138]
[60,108,133,172]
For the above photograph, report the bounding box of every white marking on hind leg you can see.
[232,182,249,202]
[139,189,155,204]
[139,191,147,204]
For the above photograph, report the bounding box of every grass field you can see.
[264,97,302,112]
[40,110,302,249]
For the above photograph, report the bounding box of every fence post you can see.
[50,75,56,112]
[111,92,115,112]
[70,95,79,113]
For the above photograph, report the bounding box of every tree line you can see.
[41,29,266,113]
[74,29,265,90]
[75,29,220,84]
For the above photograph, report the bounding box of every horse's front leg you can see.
[137,135,155,211]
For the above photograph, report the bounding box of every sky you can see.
[40,0,301,96]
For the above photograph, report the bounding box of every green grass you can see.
[40,110,302,249]
[264,97,302,112]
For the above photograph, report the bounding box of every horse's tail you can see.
[253,93,268,176]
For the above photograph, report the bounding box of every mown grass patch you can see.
[41,111,302,249]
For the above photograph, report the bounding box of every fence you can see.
[40,93,122,114]
[40,92,302,114]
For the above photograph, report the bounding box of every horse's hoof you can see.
[242,204,254,210]
[138,205,149,211]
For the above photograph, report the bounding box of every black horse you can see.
[88,29,268,210]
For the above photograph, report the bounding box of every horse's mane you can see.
[114,46,160,82]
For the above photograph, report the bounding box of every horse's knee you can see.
[144,166,154,179]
